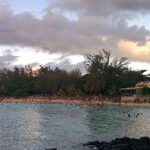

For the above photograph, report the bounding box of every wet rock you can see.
[140,136,150,142]
[111,143,129,150]
[111,137,130,144]
[98,143,111,150]
[83,137,150,150]
[83,140,100,146]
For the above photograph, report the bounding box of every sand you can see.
[0,95,150,108]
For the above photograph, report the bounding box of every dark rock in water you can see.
[140,137,150,141]
[83,137,150,150]
[140,137,150,144]
[111,143,129,150]
[111,137,130,144]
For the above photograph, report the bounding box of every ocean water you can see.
[0,102,150,150]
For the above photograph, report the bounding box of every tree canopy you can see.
[0,49,148,98]
[84,49,148,96]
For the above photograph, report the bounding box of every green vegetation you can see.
[0,50,148,98]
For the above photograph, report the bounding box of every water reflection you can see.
[0,103,150,149]
[36,104,91,149]
[19,110,41,139]
[85,105,150,141]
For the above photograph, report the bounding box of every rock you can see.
[111,137,130,144]
[140,137,150,142]
[83,137,150,150]
[83,140,100,146]
[111,143,129,150]
[98,144,111,150]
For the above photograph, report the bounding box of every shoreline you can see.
[1,95,150,108]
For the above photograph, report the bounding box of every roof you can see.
[120,87,142,90]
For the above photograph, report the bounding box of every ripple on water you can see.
[0,103,150,149]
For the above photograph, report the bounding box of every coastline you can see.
[0,95,103,105]
[1,95,150,108]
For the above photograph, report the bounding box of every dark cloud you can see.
[0,49,18,62]
[50,0,150,16]
[0,61,9,68]
[0,49,18,68]
[112,0,150,12]
[0,1,149,62]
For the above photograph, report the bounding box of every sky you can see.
[0,0,150,73]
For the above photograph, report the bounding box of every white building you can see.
[120,81,150,103]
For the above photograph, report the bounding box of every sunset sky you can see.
[0,0,150,72]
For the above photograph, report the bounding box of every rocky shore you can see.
[83,137,150,150]
[46,137,150,150]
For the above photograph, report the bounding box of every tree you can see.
[84,49,137,97]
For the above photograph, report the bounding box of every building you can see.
[120,81,150,103]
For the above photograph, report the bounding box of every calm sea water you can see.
[0,103,150,150]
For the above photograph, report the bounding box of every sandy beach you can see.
[1,95,150,108]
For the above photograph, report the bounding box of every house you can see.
[120,81,150,103]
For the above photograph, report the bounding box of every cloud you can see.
[17,59,85,73]
[118,40,150,61]
[50,0,150,16]
[0,1,149,63]
[46,59,85,72]
[0,49,18,68]
[112,0,150,13]
[44,54,85,72]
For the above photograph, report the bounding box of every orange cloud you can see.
[118,40,150,62]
